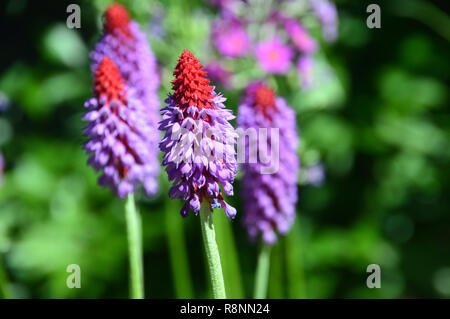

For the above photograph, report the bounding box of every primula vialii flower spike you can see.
[103,3,131,35]
[90,3,160,195]
[92,2,160,118]
[172,50,216,111]
[238,82,299,244]
[159,50,238,218]
[83,57,159,198]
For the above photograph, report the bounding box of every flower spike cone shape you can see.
[238,82,299,244]
[159,50,238,218]
[90,3,160,195]
[91,3,160,111]
[83,57,158,198]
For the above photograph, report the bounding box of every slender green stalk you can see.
[0,255,11,299]
[199,201,226,299]
[125,193,144,299]
[254,243,272,299]
[268,242,284,298]
[285,218,306,298]
[214,211,244,298]
[164,198,194,298]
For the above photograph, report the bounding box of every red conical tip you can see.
[94,57,127,104]
[254,85,276,111]
[103,3,130,34]
[172,50,216,111]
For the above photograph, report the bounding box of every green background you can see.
[0,0,449,298]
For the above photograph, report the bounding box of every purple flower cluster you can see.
[212,15,250,58]
[90,4,160,112]
[204,62,233,89]
[209,0,338,88]
[238,82,299,244]
[254,37,293,74]
[86,4,160,197]
[159,50,238,218]
[296,55,315,88]
[84,56,159,198]
[283,18,318,54]
[310,0,338,42]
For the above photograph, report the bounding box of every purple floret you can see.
[159,50,238,218]
[84,57,159,197]
[238,82,299,244]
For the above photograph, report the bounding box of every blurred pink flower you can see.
[212,19,250,58]
[255,37,293,74]
[284,19,318,53]
[297,55,315,88]
[310,0,338,42]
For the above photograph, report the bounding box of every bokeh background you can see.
[0,0,449,298]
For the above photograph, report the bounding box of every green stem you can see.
[199,201,226,299]
[268,242,284,298]
[164,198,194,298]
[286,218,306,298]
[254,243,272,299]
[0,254,11,299]
[214,212,244,298]
[125,193,144,299]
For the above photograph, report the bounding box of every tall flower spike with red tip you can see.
[160,50,235,298]
[238,82,299,244]
[159,50,238,218]
[83,57,158,198]
[90,3,160,195]
[103,3,131,35]
[253,84,276,117]
[172,50,216,111]
[92,2,159,113]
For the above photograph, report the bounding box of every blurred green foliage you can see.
[0,0,449,299]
